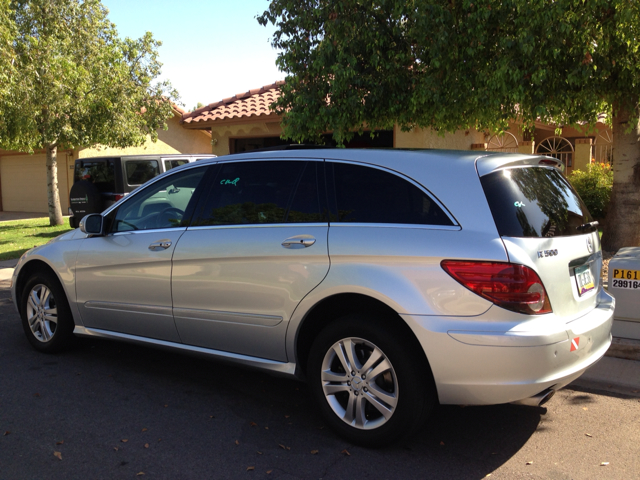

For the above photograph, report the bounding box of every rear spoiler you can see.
[475,154,563,177]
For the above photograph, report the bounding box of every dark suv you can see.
[68,154,216,227]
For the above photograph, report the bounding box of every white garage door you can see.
[0,154,70,213]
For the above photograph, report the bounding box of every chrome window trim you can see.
[110,227,187,236]
[186,222,459,231]
[187,223,327,231]
[325,159,460,227]
[329,223,461,231]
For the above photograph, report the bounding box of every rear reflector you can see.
[441,260,552,315]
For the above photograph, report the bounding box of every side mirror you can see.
[79,214,104,236]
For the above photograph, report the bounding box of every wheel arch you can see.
[15,259,65,308]
[294,293,434,382]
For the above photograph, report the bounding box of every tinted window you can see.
[74,159,115,193]
[112,167,206,232]
[164,159,190,171]
[194,161,309,226]
[480,167,592,238]
[330,163,453,225]
[125,160,160,185]
[286,162,325,223]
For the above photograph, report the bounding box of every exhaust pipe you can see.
[511,388,556,407]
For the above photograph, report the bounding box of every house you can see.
[0,106,212,213]
[181,81,613,174]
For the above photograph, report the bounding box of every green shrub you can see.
[568,162,613,220]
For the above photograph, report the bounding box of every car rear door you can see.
[171,159,329,361]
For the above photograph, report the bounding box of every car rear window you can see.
[74,159,115,193]
[480,166,592,238]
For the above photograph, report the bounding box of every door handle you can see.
[281,236,316,249]
[149,240,172,251]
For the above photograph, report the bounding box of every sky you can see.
[101,0,284,111]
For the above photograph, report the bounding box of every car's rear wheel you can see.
[307,314,435,447]
[20,272,75,353]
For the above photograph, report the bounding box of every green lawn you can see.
[0,218,73,261]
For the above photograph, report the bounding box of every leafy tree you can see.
[190,102,204,112]
[0,0,178,225]
[259,0,640,250]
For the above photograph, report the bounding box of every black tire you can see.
[20,271,76,353]
[307,314,436,447]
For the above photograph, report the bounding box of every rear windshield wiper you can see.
[576,221,599,233]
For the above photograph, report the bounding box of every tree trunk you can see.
[601,109,640,252]
[46,144,64,226]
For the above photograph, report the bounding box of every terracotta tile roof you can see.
[182,81,284,125]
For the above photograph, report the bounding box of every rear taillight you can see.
[114,194,124,201]
[441,260,552,315]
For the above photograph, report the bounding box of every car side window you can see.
[329,162,454,226]
[125,160,160,186]
[164,159,190,171]
[112,166,207,232]
[193,160,320,226]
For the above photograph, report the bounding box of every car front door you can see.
[171,159,330,361]
[75,164,213,342]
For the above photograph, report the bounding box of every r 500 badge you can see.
[537,249,558,258]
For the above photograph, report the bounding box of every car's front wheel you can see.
[20,272,75,353]
[307,314,435,447]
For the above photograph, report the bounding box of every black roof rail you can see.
[231,144,334,154]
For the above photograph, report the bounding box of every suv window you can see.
[193,161,322,226]
[329,162,454,226]
[164,159,191,171]
[112,166,207,232]
[480,166,592,238]
[125,160,160,186]
[74,159,116,193]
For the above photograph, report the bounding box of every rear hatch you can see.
[478,156,601,320]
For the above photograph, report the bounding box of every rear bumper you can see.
[402,288,614,405]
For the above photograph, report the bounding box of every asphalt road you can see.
[1,280,639,480]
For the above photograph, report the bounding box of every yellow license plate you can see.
[612,269,640,281]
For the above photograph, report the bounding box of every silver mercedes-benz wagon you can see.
[11,148,614,446]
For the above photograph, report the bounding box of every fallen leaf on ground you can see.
[53,451,62,460]
[164,405,168,407]
[278,444,286,450]
[284,415,290,418]
[439,441,445,446]
[121,439,128,443]
[113,447,118,451]
[485,475,492,478]
[585,433,592,437]
[141,428,148,432]
[525,461,533,465]
[600,462,609,466]
[209,415,215,419]
[266,470,273,475]
[3,431,10,436]
[257,451,263,455]
[136,472,145,476]
[264,427,269,430]
[235,440,240,445]
[56,440,64,445]
[250,422,257,427]
[583,407,588,411]
[311,450,318,455]
[247,466,255,471]
[341,449,350,456]
[144,443,149,449]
